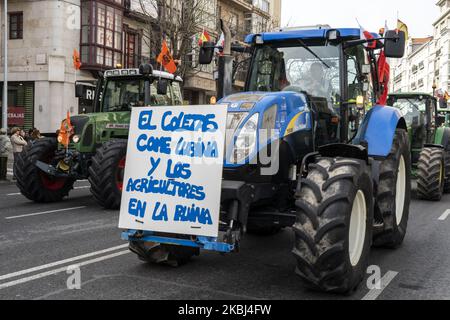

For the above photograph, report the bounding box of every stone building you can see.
[0,0,154,132]
[390,0,450,97]
[0,0,282,132]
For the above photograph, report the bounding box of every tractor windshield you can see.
[101,78,182,112]
[248,43,341,105]
[392,98,426,127]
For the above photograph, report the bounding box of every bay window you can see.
[80,0,124,69]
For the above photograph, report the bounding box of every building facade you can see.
[0,0,281,132]
[390,0,450,96]
[390,37,434,94]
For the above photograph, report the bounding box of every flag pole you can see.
[2,0,8,130]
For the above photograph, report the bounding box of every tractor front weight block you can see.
[122,230,235,253]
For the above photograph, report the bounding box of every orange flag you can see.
[157,40,177,74]
[58,112,74,147]
[73,49,81,70]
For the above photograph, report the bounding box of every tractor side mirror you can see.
[157,79,169,96]
[199,42,215,65]
[440,98,448,109]
[384,30,406,58]
[75,84,84,98]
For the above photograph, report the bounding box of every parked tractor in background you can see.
[124,23,410,294]
[388,93,450,201]
[15,65,183,209]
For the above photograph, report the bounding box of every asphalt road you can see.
[0,179,449,300]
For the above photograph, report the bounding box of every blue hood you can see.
[220,91,312,167]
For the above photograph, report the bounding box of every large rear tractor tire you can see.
[129,241,199,267]
[88,140,127,210]
[373,129,411,248]
[443,148,450,194]
[416,147,445,201]
[15,138,75,202]
[293,158,374,294]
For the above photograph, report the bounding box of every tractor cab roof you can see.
[245,28,379,44]
[104,68,183,82]
[389,92,436,100]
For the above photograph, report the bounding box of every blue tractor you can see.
[124,24,409,294]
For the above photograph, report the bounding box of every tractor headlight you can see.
[229,113,259,164]
[72,135,80,143]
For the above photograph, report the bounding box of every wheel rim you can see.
[395,155,406,226]
[349,190,367,267]
[116,157,126,192]
[40,173,67,191]
[39,150,68,191]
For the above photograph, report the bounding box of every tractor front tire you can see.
[89,140,127,210]
[416,147,445,201]
[129,241,199,267]
[373,129,411,248]
[15,138,75,202]
[293,158,374,294]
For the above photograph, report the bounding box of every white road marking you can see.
[6,193,20,196]
[0,250,130,290]
[439,210,450,221]
[74,186,90,190]
[361,271,399,300]
[5,206,87,220]
[0,244,129,281]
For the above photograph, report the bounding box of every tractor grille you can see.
[70,116,89,135]
[82,124,94,147]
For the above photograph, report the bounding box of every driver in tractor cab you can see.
[304,62,333,99]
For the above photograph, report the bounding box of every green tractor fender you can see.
[434,126,450,149]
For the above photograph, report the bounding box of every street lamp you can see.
[2,0,7,131]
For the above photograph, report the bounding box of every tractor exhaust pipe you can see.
[217,19,233,100]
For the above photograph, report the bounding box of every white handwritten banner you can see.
[119,105,228,238]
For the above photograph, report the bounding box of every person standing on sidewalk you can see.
[0,128,12,180]
[10,127,28,180]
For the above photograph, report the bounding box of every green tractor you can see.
[15,65,183,209]
[388,92,450,200]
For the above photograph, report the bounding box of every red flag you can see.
[359,25,377,49]
[73,49,82,70]
[157,40,177,74]
[377,51,390,105]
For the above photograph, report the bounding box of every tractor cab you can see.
[97,67,183,113]
[388,93,438,164]
[67,66,183,154]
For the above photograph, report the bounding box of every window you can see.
[124,28,141,68]
[248,44,341,103]
[80,1,124,69]
[9,12,23,40]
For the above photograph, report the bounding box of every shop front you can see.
[0,82,34,131]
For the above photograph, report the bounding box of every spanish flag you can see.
[198,29,211,47]
[157,40,177,74]
[397,19,409,42]
[445,91,450,101]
